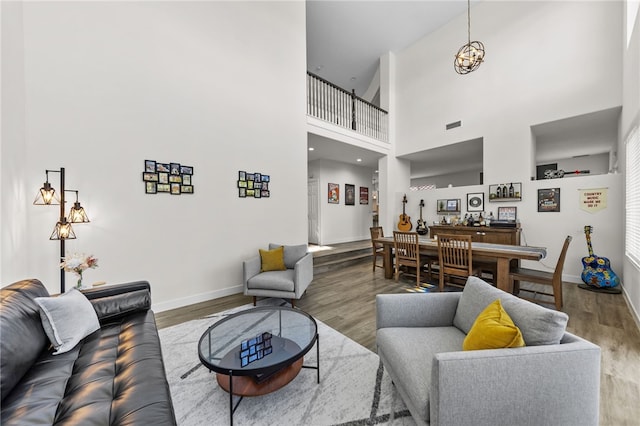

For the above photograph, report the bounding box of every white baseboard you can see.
[152,284,243,313]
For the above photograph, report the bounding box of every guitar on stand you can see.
[416,200,428,235]
[578,225,621,293]
[397,194,412,231]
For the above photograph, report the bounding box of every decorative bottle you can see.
[495,185,501,198]
[501,185,508,198]
[509,182,515,198]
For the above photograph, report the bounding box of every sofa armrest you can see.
[243,256,262,288]
[376,293,461,329]
[82,281,151,323]
[430,333,600,426]
[293,252,313,298]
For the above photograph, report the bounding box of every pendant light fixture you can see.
[454,0,485,75]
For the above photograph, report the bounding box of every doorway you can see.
[308,179,319,244]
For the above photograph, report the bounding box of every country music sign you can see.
[579,188,607,213]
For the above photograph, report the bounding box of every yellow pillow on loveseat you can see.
[259,246,287,272]
[463,299,525,350]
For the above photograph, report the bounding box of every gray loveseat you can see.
[376,276,600,426]
[243,243,313,307]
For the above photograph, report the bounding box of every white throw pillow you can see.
[34,288,100,355]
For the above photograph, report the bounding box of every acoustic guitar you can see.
[580,225,620,289]
[397,194,412,231]
[416,199,428,235]
[544,169,590,179]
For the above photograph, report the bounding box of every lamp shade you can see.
[50,219,76,240]
[34,182,60,205]
[68,201,90,223]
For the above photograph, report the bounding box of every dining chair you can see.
[437,234,481,291]
[393,231,428,287]
[370,226,385,272]
[509,235,572,310]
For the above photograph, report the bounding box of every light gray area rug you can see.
[159,301,415,426]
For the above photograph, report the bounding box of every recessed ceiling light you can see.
[356,158,362,162]
[309,147,315,151]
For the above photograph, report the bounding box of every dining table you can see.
[375,236,547,293]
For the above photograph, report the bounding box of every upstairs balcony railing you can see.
[307,72,388,142]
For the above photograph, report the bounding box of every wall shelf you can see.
[489,183,522,202]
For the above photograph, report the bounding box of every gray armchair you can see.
[376,276,601,426]
[243,243,313,308]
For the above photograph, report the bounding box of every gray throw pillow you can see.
[34,288,100,355]
[453,276,568,346]
[269,243,308,269]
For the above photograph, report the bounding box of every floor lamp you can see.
[33,167,90,293]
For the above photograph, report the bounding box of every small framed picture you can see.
[498,206,517,221]
[254,188,261,198]
[157,163,170,173]
[247,180,254,190]
[261,190,270,198]
[170,163,181,175]
[538,188,561,212]
[466,192,484,212]
[239,188,246,198]
[238,180,247,188]
[142,172,158,182]
[261,175,270,182]
[170,183,181,194]
[145,160,156,173]
[247,189,255,197]
[157,183,170,193]
[328,183,339,204]
[247,173,255,181]
[182,175,191,185]
[239,171,246,181]
[254,182,262,190]
[181,185,194,194]
[169,175,182,183]
[345,184,355,205]
[145,182,157,194]
[158,172,169,184]
[254,173,261,182]
[180,165,193,175]
[262,182,269,191]
[360,187,369,204]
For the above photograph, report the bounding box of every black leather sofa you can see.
[0,279,176,425]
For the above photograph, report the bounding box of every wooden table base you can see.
[216,358,304,396]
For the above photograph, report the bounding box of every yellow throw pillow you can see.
[463,299,525,351]
[259,246,286,272]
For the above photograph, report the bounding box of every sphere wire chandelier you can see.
[454,0,485,75]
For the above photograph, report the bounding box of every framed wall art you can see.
[238,170,270,198]
[497,206,517,221]
[345,184,355,205]
[538,188,560,212]
[328,183,339,204]
[466,192,484,212]
[437,199,460,214]
[143,160,194,195]
[360,187,369,204]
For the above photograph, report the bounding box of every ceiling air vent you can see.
[446,120,462,130]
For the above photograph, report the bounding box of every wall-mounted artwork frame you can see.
[345,184,355,205]
[238,170,270,198]
[328,183,339,204]
[143,160,194,195]
[497,206,517,221]
[437,199,460,214]
[466,192,484,212]
[489,182,522,201]
[538,188,561,212]
[360,187,369,204]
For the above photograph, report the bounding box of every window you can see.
[626,125,640,267]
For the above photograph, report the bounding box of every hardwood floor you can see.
[156,259,640,425]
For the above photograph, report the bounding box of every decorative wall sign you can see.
[328,183,339,204]
[466,192,484,212]
[497,206,517,221]
[538,188,560,212]
[143,160,194,195]
[360,187,369,204]
[238,171,270,198]
[345,184,355,205]
[437,199,460,214]
[579,188,607,213]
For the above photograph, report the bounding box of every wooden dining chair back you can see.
[437,234,481,291]
[510,236,572,310]
[393,231,425,287]
[370,226,385,271]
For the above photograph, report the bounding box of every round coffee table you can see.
[198,306,319,425]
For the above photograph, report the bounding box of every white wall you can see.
[1,1,308,311]
[309,159,375,244]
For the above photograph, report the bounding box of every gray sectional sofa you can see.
[376,276,601,426]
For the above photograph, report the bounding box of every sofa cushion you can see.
[269,243,308,269]
[0,279,50,401]
[377,326,466,423]
[247,270,295,292]
[454,276,568,346]
[34,288,101,355]
[463,299,525,350]
[259,246,287,272]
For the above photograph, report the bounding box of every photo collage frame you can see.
[143,160,194,195]
[238,171,270,198]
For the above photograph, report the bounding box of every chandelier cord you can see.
[467,0,471,45]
